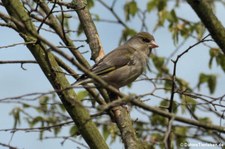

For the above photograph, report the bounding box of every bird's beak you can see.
[149,40,159,48]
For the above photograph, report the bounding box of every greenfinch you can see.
[75,32,158,89]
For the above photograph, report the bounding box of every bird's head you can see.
[126,32,158,55]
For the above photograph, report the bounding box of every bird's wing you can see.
[75,46,136,83]
[91,46,136,76]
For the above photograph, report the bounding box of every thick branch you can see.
[187,0,225,54]
[1,1,108,149]
[72,0,105,61]
[70,1,144,148]
[112,106,144,149]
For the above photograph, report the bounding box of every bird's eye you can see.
[142,38,150,43]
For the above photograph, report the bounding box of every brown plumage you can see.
[75,32,158,89]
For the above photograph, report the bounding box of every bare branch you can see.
[169,34,211,113]
[72,0,105,62]
[0,142,19,149]
[0,41,35,49]
[0,60,36,64]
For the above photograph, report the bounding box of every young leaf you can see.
[147,0,157,12]
[157,0,167,11]
[77,23,84,36]
[87,0,94,8]
[102,125,110,140]
[10,107,21,128]
[181,95,196,113]
[70,125,79,136]
[217,54,225,72]
[124,1,138,21]
[77,90,89,100]
[197,73,217,94]
[208,74,216,94]
[30,116,44,128]
[174,126,188,147]
[120,28,137,43]
[197,73,209,89]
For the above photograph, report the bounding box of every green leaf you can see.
[53,127,61,136]
[22,103,30,108]
[124,1,138,21]
[209,48,220,57]
[39,96,49,105]
[217,54,225,72]
[93,14,100,21]
[102,125,110,140]
[199,117,212,124]
[58,103,66,112]
[147,0,157,12]
[10,107,21,128]
[150,113,167,126]
[160,100,178,113]
[39,129,44,140]
[176,78,191,91]
[197,73,209,89]
[108,123,117,144]
[157,0,167,11]
[197,73,217,94]
[47,117,57,124]
[151,54,165,70]
[70,125,79,136]
[164,78,173,90]
[167,9,178,23]
[175,126,188,136]
[208,74,216,94]
[150,133,163,144]
[150,54,168,77]
[209,48,225,72]
[147,0,167,12]
[174,126,188,147]
[30,116,44,127]
[158,9,168,26]
[120,28,137,43]
[181,95,196,113]
[77,23,84,36]
[87,0,94,8]
[209,57,213,69]
[39,96,49,113]
[194,22,205,40]
[172,28,179,44]
[77,90,89,100]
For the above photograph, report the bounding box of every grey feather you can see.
[74,32,158,89]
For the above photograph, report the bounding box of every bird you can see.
[74,32,158,89]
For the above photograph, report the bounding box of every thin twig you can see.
[0,121,73,132]
[0,41,35,49]
[169,34,211,113]
[0,142,18,149]
[37,0,57,33]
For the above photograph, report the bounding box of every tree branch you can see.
[187,0,225,54]
[100,97,225,133]
[132,99,225,133]
[1,0,108,148]
[72,0,105,62]
[37,1,90,68]
[70,1,144,148]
